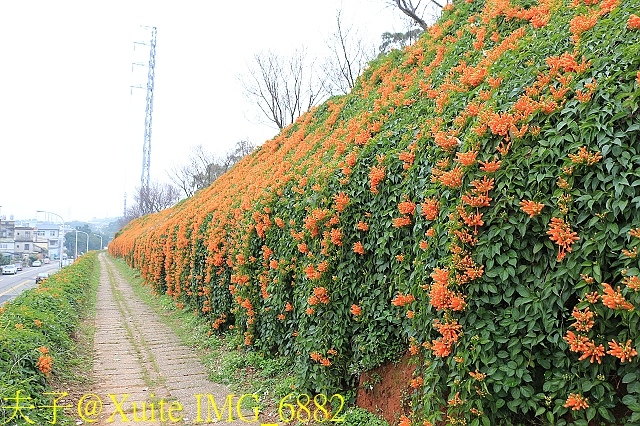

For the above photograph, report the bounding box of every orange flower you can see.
[285,302,293,312]
[398,200,417,215]
[313,287,330,304]
[547,217,580,261]
[350,304,362,316]
[479,158,501,173]
[565,330,589,353]
[369,165,385,193]
[601,283,634,310]
[353,241,365,255]
[623,275,640,291]
[431,338,452,357]
[564,393,589,410]
[568,146,602,165]
[469,370,486,381]
[571,307,594,332]
[356,221,369,231]
[569,14,598,42]
[330,228,343,246]
[37,354,53,375]
[398,414,411,426]
[319,357,332,366]
[455,150,478,166]
[607,339,638,362]
[392,293,415,307]
[628,14,640,29]
[334,192,350,212]
[409,376,424,388]
[393,216,412,228]
[310,352,322,361]
[406,310,414,318]
[420,198,440,221]
[578,340,605,364]
[419,240,428,250]
[439,165,464,188]
[520,200,544,218]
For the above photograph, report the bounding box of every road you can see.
[0,262,67,305]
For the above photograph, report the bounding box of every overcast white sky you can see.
[0,0,425,222]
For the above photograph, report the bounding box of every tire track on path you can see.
[91,253,253,425]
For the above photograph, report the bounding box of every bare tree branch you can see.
[323,9,376,95]
[240,49,327,130]
[386,0,443,31]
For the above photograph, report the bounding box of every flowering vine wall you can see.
[110,1,640,424]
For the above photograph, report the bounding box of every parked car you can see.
[32,260,42,267]
[35,272,49,284]
[14,262,23,271]
[44,258,50,264]
[2,264,18,275]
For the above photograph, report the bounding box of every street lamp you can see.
[75,230,89,258]
[93,234,103,250]
[36,210,65,266]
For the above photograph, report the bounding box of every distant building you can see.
[36,223,64,260]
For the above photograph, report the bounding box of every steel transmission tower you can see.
[140,26,157,195]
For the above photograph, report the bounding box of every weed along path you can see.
[90,253,257,426]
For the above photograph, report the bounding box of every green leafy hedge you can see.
[110,0,640,424]
[0,253,97,425]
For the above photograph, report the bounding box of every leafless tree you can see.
[169,145,218,198]
[322,10,376,95]
[126,181,180,220]
[386,0,443,31]
[169,141,257,199]
[240,48,327,130]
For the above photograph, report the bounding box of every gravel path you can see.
[90,253,258,425]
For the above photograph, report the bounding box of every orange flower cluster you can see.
[622,275,640,291]
[333,192,350,212]
[428,268,466,312]
[310,351,332,366]
[520,200,544,218]
[410,376,424,389]
[420,198,440,221]
[393,216,413,228]
[564,330,605,364]
[628,14,640,29]
[308,287,330,305]
[568,146,602,165]
[398,415,411,426]
[479,158,501,173]
[350,304,362,316]
[437,165,464,188]
[433,319,462,344]
[398,200,417,215]
[571,307,595,332]
[455,150,478,167]
[547,217,580,261]
[392,292,416,307]
[398,143,416,169]
[357,221,369,231]
[37,347,53,375]
[601,283,634,310]
[564,393,589,410]
[353,241,365,255]
[369,165,385,193]
[607,339,638,362]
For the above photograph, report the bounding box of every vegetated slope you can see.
[110,0,640,424]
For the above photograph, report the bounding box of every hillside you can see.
[110,0,640,424]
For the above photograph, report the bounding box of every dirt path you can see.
[90,253,259,425]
